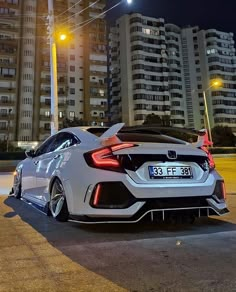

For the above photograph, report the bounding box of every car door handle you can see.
[54,154,61,160]
[34,160,39,165]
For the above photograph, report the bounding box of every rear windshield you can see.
[85,127,189,144]
[117,133,186,144]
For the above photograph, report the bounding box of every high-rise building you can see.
[109,14,173,126]
[109,13,236,133]
[0,0,108,143]
[181,26,236,130]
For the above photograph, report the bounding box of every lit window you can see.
[99,89,104,97]
[143,28,151,35]
[69,111,75,118]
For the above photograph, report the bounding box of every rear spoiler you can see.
[193,129,213,148]
[99,123,124,146]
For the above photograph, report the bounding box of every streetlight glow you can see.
[59,33,67,41]
[127,0,132,4]
[211,79,223,88]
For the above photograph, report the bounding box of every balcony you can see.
[0,100,15,106]
[0,48,17,56]
[39,127,50,134]
[39,115,50,121]
[0,38,18,46]
[0,127,14,134]
[40,102,67,109]
[0,113,14,120]
[0,25,18,33]
[90,59,107,66]
[0,1,19,9]
[90,71,107,77]
[0,74,16,81]
[41,77,67,85]
[89,82,107,89]
[0,59,17,66]
[0,87,16,93]
[40,102,50,108]
[40,78,50,84]
[40,90,50,96]
[90,104,107,110]
[58,91,66,96]
[41,65,50,72]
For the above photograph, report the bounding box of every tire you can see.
[49,178,69,222]
[14,171,22,199]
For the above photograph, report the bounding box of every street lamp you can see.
[6,109,12,152]
[48,0,59,136]
[47,0,133,135]
[202,79,223,145]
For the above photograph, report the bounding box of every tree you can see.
[62,117,85,128]
[212,125,235,147]
[0,140,21,152]
[143,113,170,126]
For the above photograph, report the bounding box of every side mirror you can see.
[25,149,36,158]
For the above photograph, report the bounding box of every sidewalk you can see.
[0,196,126,292]
[0,172,13,195]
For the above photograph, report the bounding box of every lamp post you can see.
[47,0,133,134]
[202,80,223,145]
[48,0,59,135]
[6,109,12,152]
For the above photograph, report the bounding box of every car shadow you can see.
[3,195,236,291]
[3,196,236,245]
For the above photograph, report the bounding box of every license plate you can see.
[149,166,193,179]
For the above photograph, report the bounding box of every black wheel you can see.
[49,178,69,222]
[14,171,22,199]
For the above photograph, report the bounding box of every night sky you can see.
[107,0,236,36]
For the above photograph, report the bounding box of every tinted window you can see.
[48,132,79,152]
[117,133,185,144]
[35,136,56,157]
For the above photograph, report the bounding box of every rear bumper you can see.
[70,192,229,224]
[70,173,228,223]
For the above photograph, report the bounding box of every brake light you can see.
[111,143,135,152]
[201,146,215,170]
[93,184,101,206]
[91,148,120,168]
[84,143,136,172]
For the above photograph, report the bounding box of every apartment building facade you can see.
[109,13,236,132]
[0,0,108,143]
[181,27,236,130]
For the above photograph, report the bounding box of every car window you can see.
[117,133,185,144]
[48,132,80,152]
[34,135,56,157]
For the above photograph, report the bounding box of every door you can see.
[22,135,56,205]
[35,132,79,204]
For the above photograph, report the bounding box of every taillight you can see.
[91,148,120,168]
[84,143,136,172]
[201,146,215,170]
[93,184,101,206]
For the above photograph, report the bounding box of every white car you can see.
[11,123,228,223]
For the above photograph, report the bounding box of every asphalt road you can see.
[0,156,235,291]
